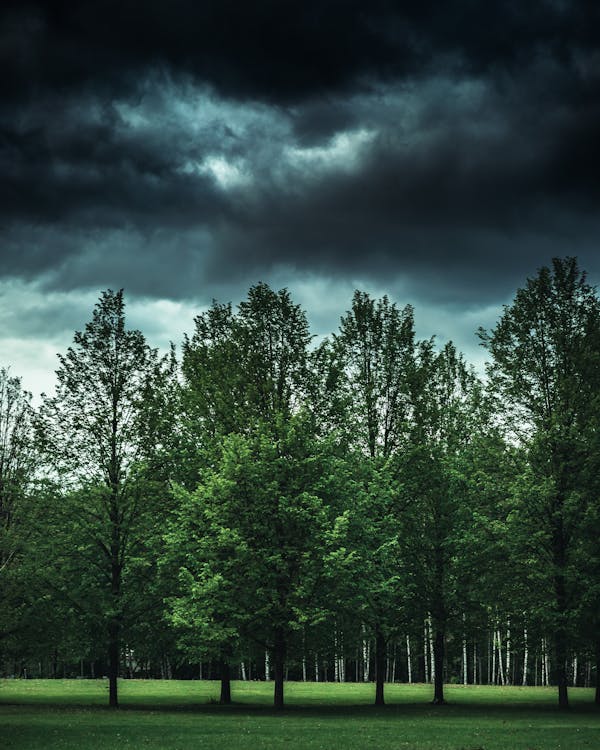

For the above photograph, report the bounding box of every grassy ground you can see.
[1,680,599,749]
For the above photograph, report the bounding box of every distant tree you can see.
[480,257,600,708]
[38,290,173,707]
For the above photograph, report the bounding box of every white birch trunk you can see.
[334,632,339,683]
[540,639,545,686]
[362,624,369,682]
[265,650,270,681]
[314,654,319,682]
[496,630,505,686]
[406,635,412,684]
[428,614,435,684]
[505,619,511,685]
[522,627,528,686]
[540,638,546,686]
[463,641,468,685]
[241,661,247,681]
[573,654,577,687]
[544,640,550,687]
[492,631,497,685]
[424,621,430,684]
[302,655,307,682]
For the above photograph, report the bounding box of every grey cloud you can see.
[1,4,600,327]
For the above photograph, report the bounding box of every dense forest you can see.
[1,257,599,710]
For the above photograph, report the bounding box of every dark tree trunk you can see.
[108,619,119,708]
[220,660,231,705]
[273,631,286,710]
[374,629,386,706]
[432,534,447,705]
[554,628,569,709]
[108,519,122,709]
[432,626,446,704]
[595,637,600,707]
[552,508,569,709]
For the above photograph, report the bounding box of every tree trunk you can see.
[554,632,568,707]
[432,626,445,704]
[273,631,286,709]
[595,637,600,706]
[108,474,122,708]
[362,624,369,682]
[374,629,386,706]
[428,615,435,685]
[553,570,569,708]
[424,620,429,683]
[505,619,511,685]
[108,618,119,708]
[550,484,569,708]
[522,626,528,686]
[496,629,505,686]
[219,660,231,704]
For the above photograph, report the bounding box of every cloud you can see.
[2,0,600,399]
[3,1,599,106]
[3,66,600,306]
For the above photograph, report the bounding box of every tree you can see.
[400,339,482,704]
[38,290,172,707]
[0,368,37,644]
[175,284,348,707]
[480,257,600,708]
[169,413,341,708]
[328,291,416,705]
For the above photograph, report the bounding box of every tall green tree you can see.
[480,257,600,708]
[175,283,317,707]
[168,412,343,708]
[38,290,172,707]
[330,291,416,705]
[401,339,482,704]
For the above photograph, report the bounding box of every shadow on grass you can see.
[1,699,598,719]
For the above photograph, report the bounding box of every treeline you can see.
[1,257,599,710]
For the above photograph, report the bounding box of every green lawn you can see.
[1,680,599,749]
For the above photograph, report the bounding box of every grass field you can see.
[1,680,599,749]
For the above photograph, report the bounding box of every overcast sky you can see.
[2,1,600,398]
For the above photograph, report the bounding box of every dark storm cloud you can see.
[2,1,599,104]
[198,64,600,301]
[1,0,600,307]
